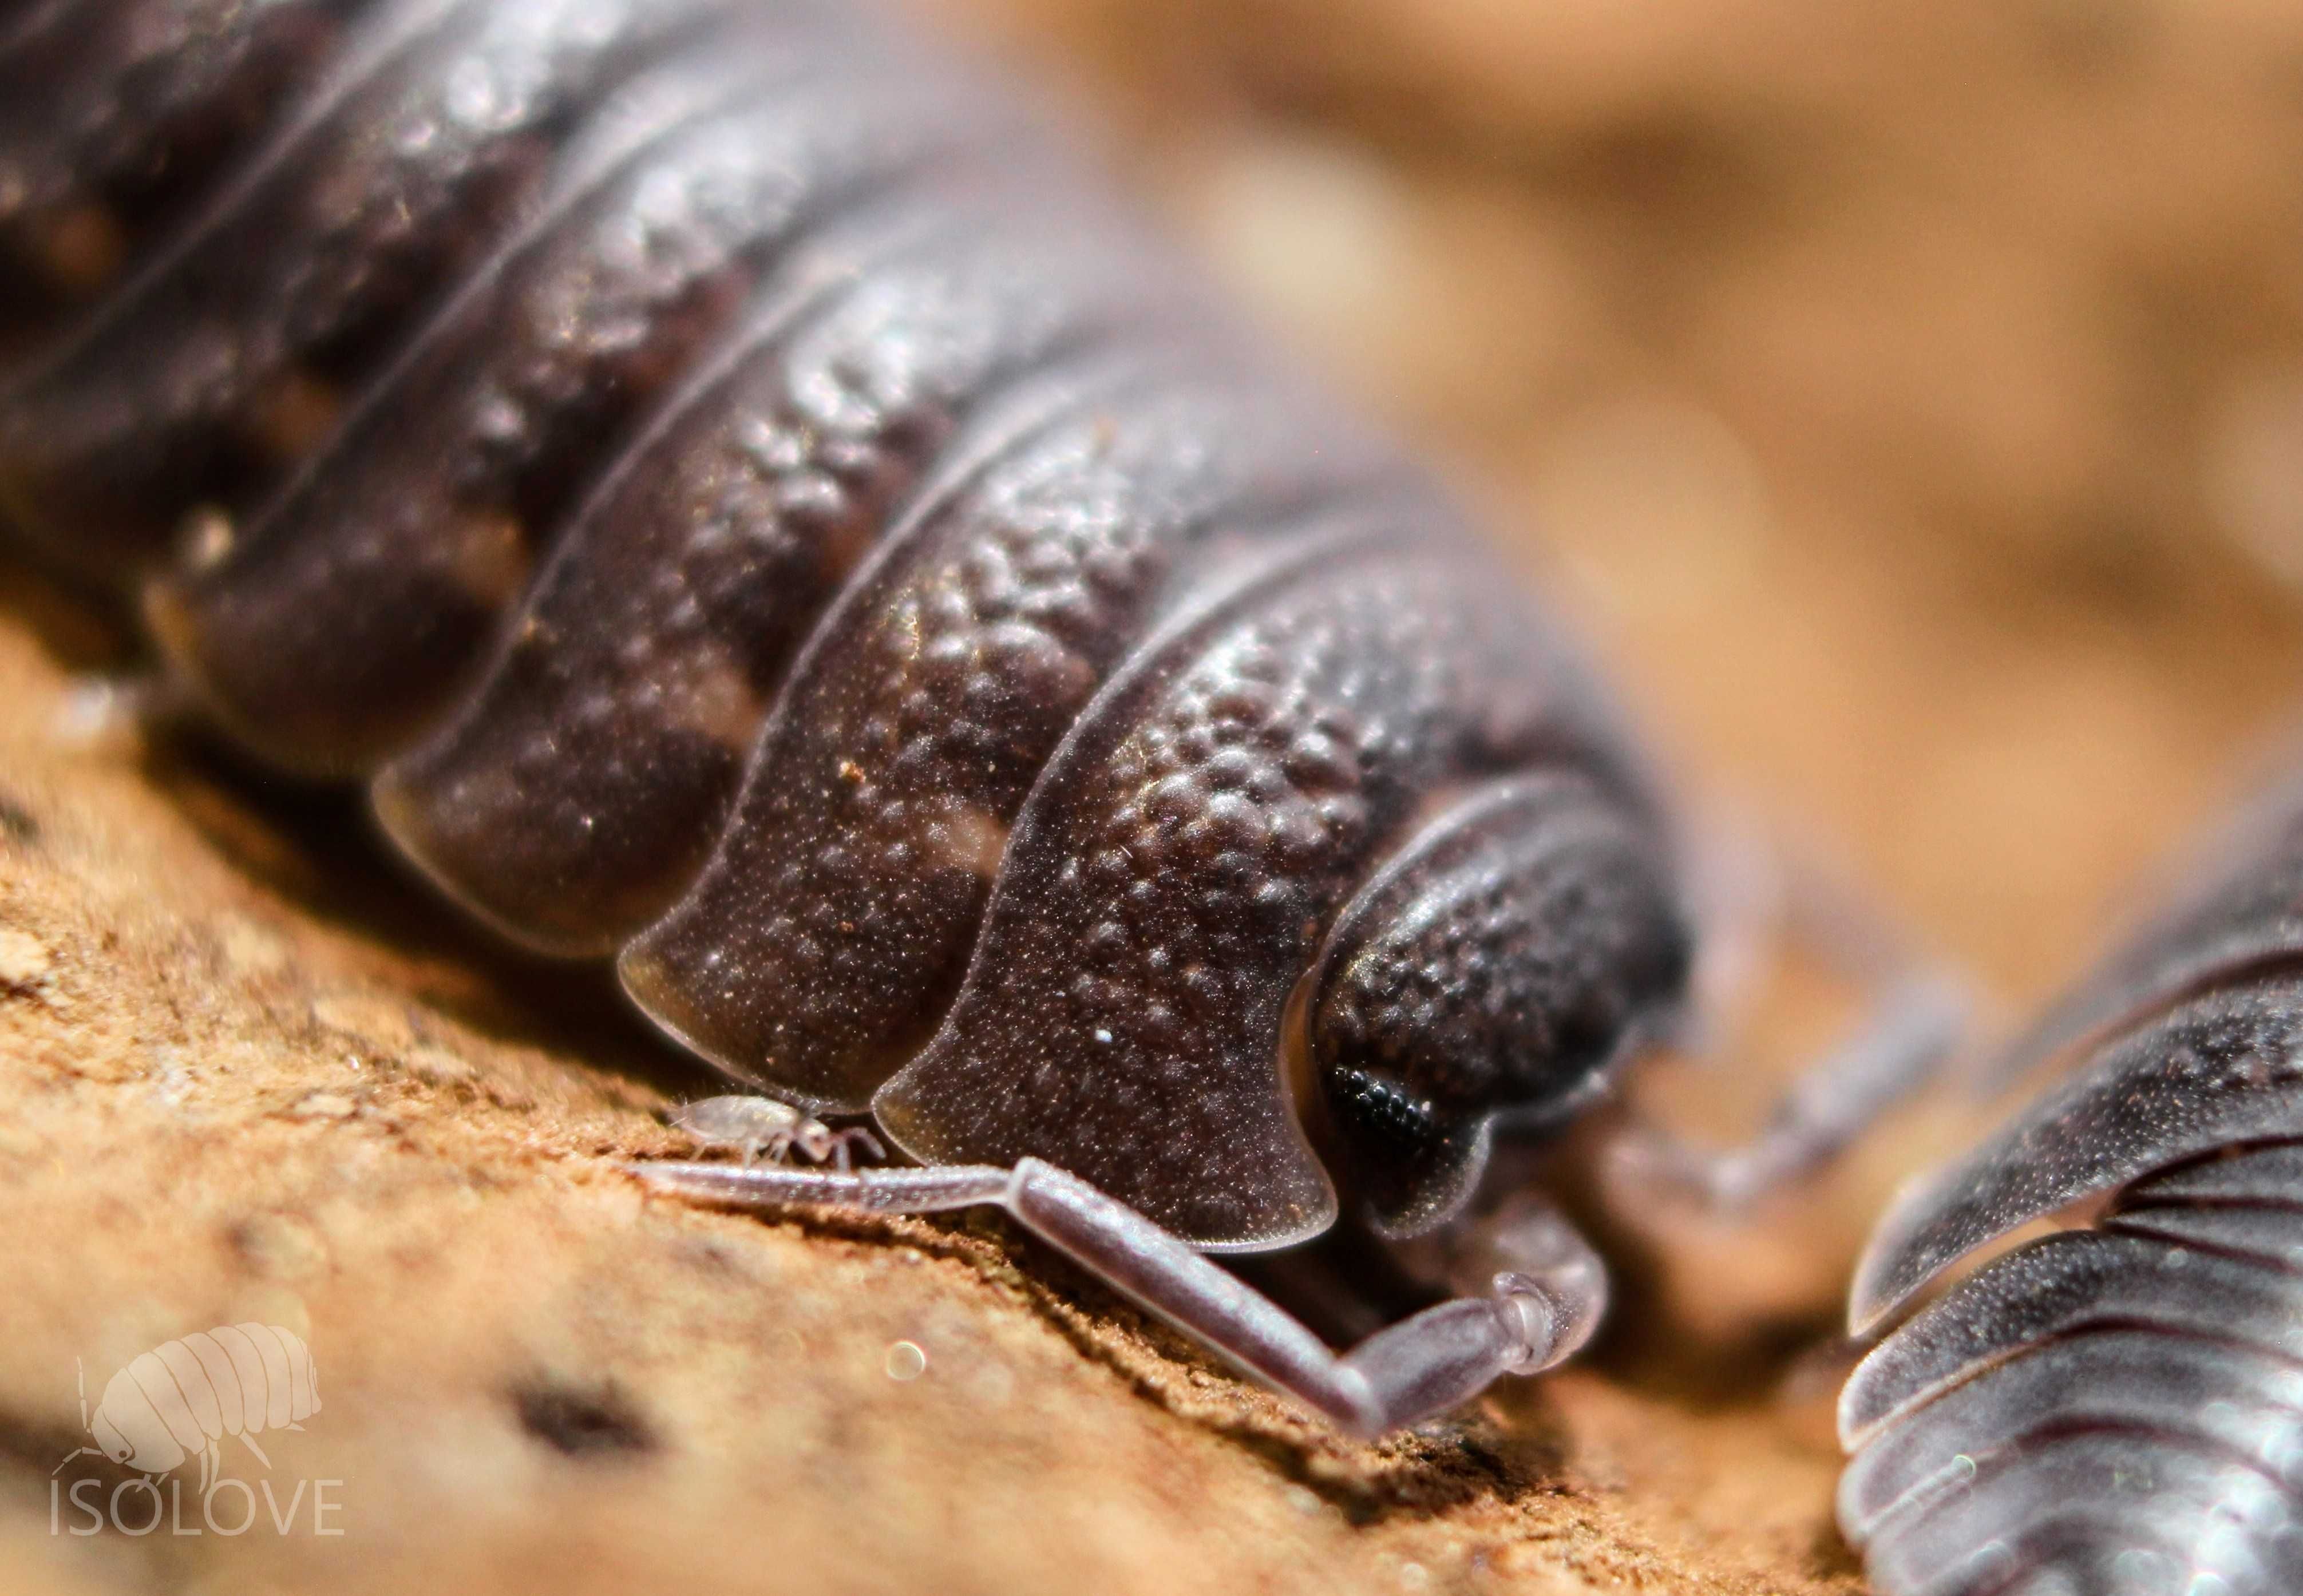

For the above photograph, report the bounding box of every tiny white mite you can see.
[668,1095,886,1173]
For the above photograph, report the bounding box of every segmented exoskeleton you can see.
[1843,773,2303,1595]
[1,0,1957,1438]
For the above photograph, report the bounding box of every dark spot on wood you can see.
[512,1378,658,1459]
[667,1232,762,1282]
[0,791,37,846]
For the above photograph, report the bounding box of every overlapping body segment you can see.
[145,52,1060,776]
[3,0,777,566]
[6,0,1991,1445]
[372,203,1195,955]
[874,525,1673,1243]
[1843,775,2303,1596]
[1,0,1695,1270]
[1844,1144,2303,1596]
[615,363,1415,1129]
[0,0,359,338]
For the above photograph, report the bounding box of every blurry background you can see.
[928,0,2303,1012]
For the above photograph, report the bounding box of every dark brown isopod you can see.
[0,0,1960,1437]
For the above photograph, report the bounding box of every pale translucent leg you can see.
[629,1157,1605,1439]
[1625,818,1975,1210]
[1676,802,1789,1059]
[1617,971,1970,1209]
[796,1123,885,1174]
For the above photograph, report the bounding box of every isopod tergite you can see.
[1841,771,2303,1595]
[0,0,1961,1437]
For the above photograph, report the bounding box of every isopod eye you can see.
[1313,1063,1489,1236]
[1307,775,1689,1239]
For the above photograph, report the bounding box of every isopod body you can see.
[1841,775,2303,1595]
[1,0,1948,1436]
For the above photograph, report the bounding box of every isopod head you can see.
[1299,775,1690,1238]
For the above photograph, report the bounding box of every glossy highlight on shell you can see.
[1842,776,2303,1596]
[0,0,1692,1252]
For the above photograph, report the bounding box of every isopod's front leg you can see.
[1617,826,1974,1211]
[1615,969,1970,1211]
[628,1158,1601,1439]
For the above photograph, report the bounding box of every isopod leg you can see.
[814,1126,885,1173]
[1675,802,1788,1059]
[1621,817,1973,1210]
[1617,969,1968,1210]
[636,1160,1013,1213]
[629,1157,1601,1437]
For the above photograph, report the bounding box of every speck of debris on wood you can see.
[0,791,38,845]
[0,928,51,993]
[512,1378,660,1459]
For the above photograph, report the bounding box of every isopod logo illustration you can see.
[55,1324,320,1495]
